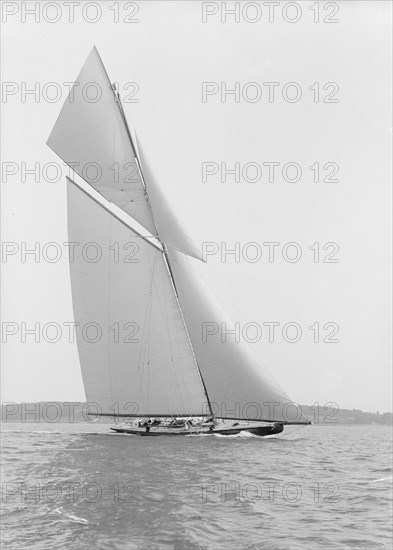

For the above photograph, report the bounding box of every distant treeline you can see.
[1,402,392,425]
[300,404,392,425]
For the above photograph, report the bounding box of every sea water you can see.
[1,423,392,549]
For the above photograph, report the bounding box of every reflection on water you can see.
[1,423,392,549]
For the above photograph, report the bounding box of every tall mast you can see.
[112,84,160,240]
[114,86,214,418]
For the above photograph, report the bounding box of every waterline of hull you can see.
[110,423,284,437]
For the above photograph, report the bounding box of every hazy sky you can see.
[1,1,392,412]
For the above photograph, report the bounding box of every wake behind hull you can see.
[110,423,284,437]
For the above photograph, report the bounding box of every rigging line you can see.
[106,86,118,404]
[151,260,189,416]
[109,80,155,236]
[276,423,309,440]
[111,82,117,179]
[136,248,155,410]
[107,212,114,404]
[154,268,177,412]
[113,86,161,243]
[163,248,214,418]
[110,77,209,417]
[135,246,149,404]
[141,246,159,411]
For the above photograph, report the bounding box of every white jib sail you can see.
[167,249,307,423]
[67,178,208,417]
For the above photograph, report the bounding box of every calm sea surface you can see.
[1,423,392,550]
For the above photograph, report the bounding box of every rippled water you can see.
[1,423,392,549]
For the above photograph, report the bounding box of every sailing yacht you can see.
[47,47,311,437]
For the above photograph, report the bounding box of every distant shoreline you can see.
[1,402,391,425]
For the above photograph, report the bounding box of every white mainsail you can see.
[67,178,208,417]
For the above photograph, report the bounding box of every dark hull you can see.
[110,423,284,437]
[213,423,284,436]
